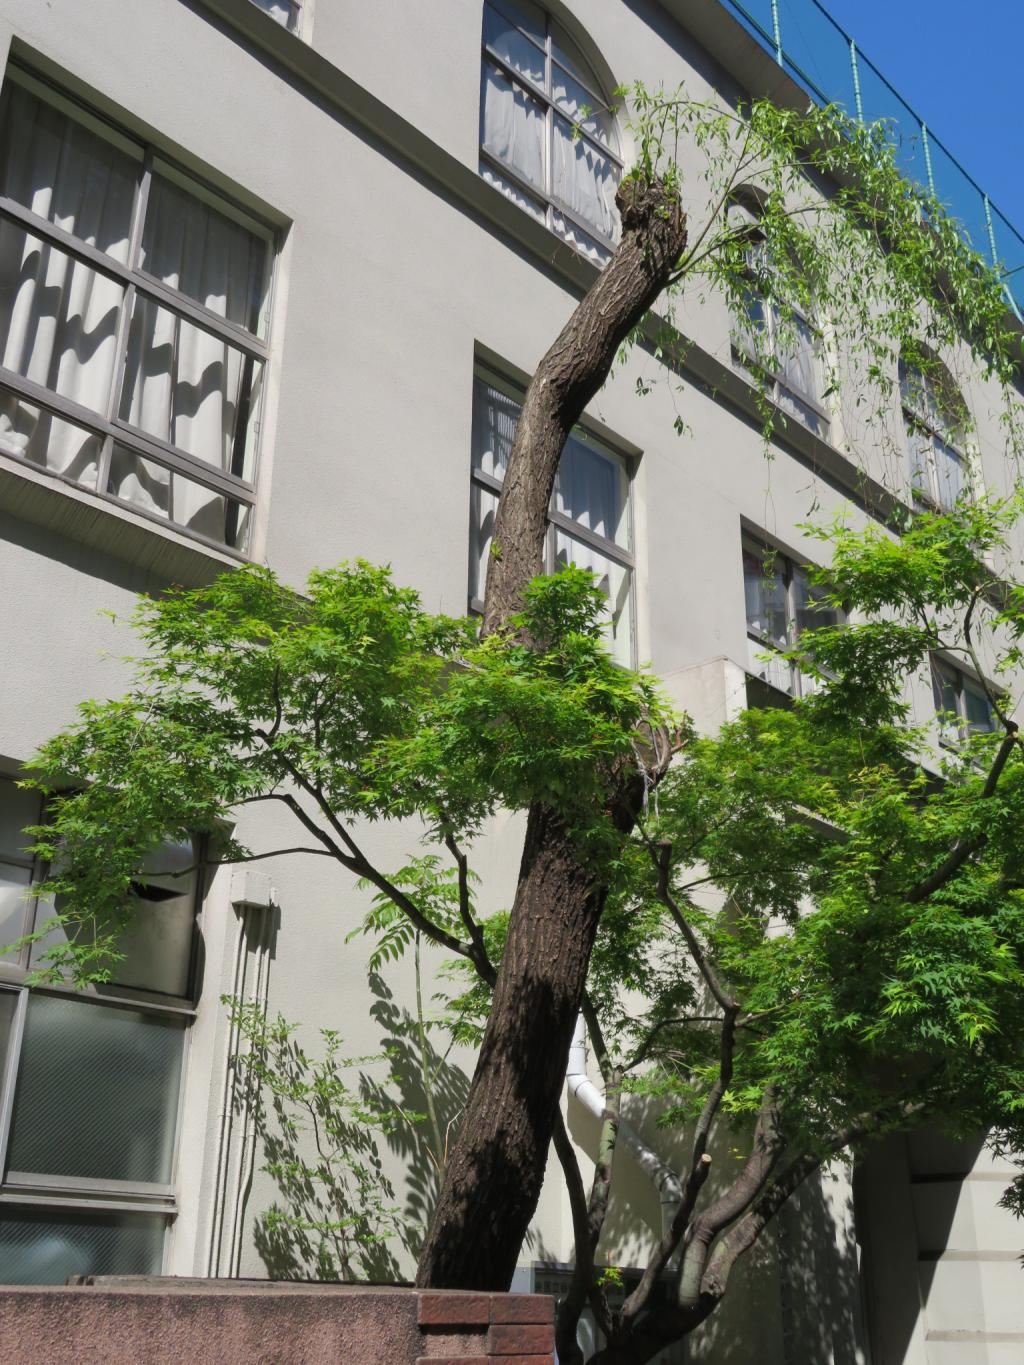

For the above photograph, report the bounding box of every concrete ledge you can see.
[0,1279,554,1364]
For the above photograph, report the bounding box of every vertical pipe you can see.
[849,40,863,123]
[921,123,936,200]
[983,194,999,268]
[770,0,783,65]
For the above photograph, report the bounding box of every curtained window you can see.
[480,0,622,264]
[0,67,274,551]
[743,535,843,698]
[729,198,829,441]
[899,357,969,511]
[470,369,634,665]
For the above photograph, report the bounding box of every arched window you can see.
[479,0,622,263]
[899,354,969,511]
[727,192,830,441]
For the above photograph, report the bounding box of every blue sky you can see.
[801,0,1023,236]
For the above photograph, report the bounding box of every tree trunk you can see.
[415,805,604,1288]
[415,176,686,1289]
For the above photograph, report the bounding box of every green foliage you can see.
[225,998,423,1281]
[19,563,669,985]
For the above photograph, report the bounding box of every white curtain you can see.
[0,83,134,483]
[0,82,260,546]
[554,433,621,545]
[480,62,545,196]
[554,528,631,664]
[116,172,264,539]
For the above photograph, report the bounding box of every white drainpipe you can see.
[566,1015,682,1233]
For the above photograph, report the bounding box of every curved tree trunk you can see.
[415,176,686,1290]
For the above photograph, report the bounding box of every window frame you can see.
[0,776,203,1280]
[900,358,970,512]
[728,202,831,440]
[742,533,843,699]
[480,0,623,259]
[930,656,998,744]
[0,62,279,556]
[469,364,637,665]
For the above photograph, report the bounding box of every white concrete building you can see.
[0,0,1020,1360]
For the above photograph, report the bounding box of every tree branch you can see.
[444,832,495,985]
[650,841,737,1013]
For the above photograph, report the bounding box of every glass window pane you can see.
[963,681,995,734]
[0,1207,164,1285]
[140,173,269,336]
[0,219,124,413]
[0,987,19,1066]
[119,293,262,478]
[480,160,547,225]
[551,115,618,242]
[553,432,627,547]
[107,446,251,551]
[480,62,546,194]
[777,314,818,404]
[471,377,520,479]
[6,995,184,1184]
[551,211,611,266]
[776,383,826,439]
[743,546,788,648]
[907,425,933,503]
[934,437,965,510]
[469,480,499,604]
[482,1,546,84]
[932,664,959,722]
[553,528,632,665]
[793,569,839,636]
[248,0,298,28]
[0,387,103,487]
[0,861,32,951]
[747,635,793,695]
[551,65,616,149]
[0,81,139,265]
[0,777,40,861]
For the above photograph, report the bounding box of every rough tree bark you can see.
[414,175,687,1289]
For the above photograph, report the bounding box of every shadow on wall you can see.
[367,972,472,1259]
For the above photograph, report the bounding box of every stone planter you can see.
[0,1278,554,1364]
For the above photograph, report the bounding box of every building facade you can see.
[0,1,1020,1360]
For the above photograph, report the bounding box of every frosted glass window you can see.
[6,995,184,1184]
[0,1207,164,1284]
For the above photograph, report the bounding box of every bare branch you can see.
[444,832,495,985]
[650,841,737,1013]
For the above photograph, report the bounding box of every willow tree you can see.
[12,84,1024,1313]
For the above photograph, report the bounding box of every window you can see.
[743,535,842,697]
[470,369,635,665]
[0,66,274,552]
[730,197,829,440]
[931,659,996,743]
[480,0,622,263]
[0,776,197,1283]
[248,0,301,33]
[900,357,969,511]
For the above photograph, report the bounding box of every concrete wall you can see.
[0,1,1019,1362]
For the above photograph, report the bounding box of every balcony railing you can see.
[721,0,1024,320]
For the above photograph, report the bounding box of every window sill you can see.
[0,455,246,589]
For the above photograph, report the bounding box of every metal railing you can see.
[720,0,1024,319]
